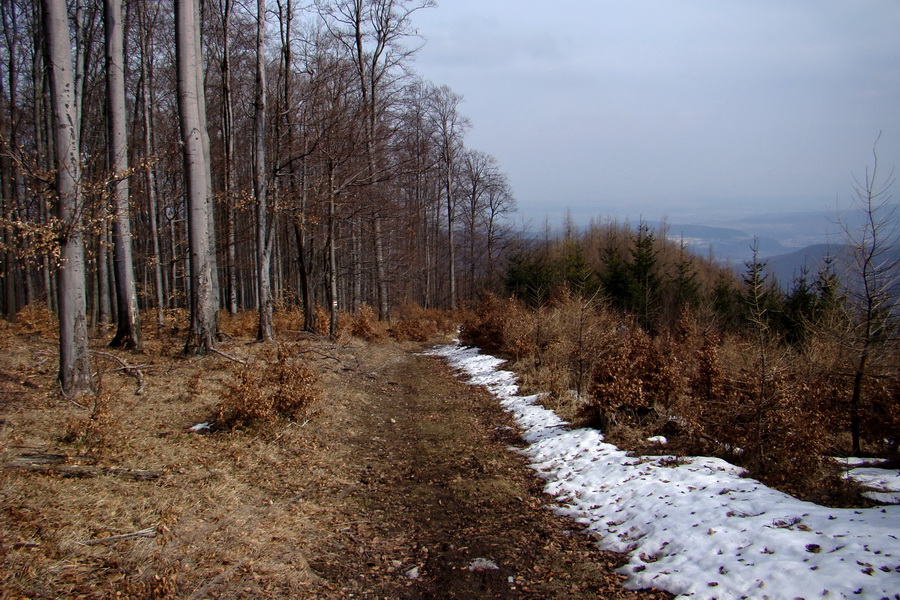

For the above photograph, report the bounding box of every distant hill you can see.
[666,224,788,265]
[762,244,848,287]
[758,243,900,291]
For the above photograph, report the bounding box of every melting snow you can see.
[428,344,900,600]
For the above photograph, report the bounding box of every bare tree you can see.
[317,0,434,319]
[483,169,515,288]
[176,0,217,354]
[104,0,141,350]
[137,0,165,328]
[254,0,274,341]
[42,0,93,396]
[841,136,900,454]
[426,83,469,309]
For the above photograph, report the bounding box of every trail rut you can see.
[307,344,671,599]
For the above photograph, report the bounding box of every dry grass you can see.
[0,308,436,599]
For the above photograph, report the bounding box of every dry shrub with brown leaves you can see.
[462,293,537,360]
[464,293,863,503]
[218,309,258,337]
[348,304,388,341]
[216,344,319,430]
[12,303,58,337]
[678,333,832,488]
[390,304,458,342]
[60,394,116,456]
[274,306,306,332]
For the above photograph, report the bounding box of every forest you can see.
[1,0,519,395]
[2,0,899,497]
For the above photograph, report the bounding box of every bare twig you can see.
[211,347,249,365]
[80,527,157,546]
[91,350,146,395]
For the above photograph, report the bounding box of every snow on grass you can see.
[429,344,900,600]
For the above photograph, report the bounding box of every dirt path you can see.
[0,333,672,598]
[306,344,672,599]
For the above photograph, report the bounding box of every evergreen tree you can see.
[560,241,598,297]
[629,221,660,329]
[505,250,558,306]
[598,244,632,311]
[782,266,816,346]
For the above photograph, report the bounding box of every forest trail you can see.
[0,331,673,599]
[306,344,672,599]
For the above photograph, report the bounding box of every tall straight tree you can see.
[319,0,433,319]
[104,0,141,350]
[176,0,217,354]
[254,0,274,341]
[42,0,93,396]
[427,84,469,310]
[137,0,165,327]
[219,0,239,315]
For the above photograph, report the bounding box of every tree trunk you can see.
[138,3,165,328]
[105,0,141,350]
[327,167,338,339]
[446,168,457,310]
[43,0,93,397]
[176,0,217,354]
[194,0,220,313]
[221,0,238,315]
[96,225,111,330]
[254,0,273,341]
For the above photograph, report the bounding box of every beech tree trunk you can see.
[43,0,93,397]
[138,3,165,328]
[254,0,273,341]
[176,0,217,354]
[105,0,141,350]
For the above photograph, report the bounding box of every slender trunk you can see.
[221,0,238,315]
[254,0,273,341]
[194,0,219,312]
[138,7,164,328]
[327,167,338,339]
[850,345,869,454]
[43,0,93,397]
[32,4,54,308]
[97,225,110,329]
[446,169,456,310]
[105,0,141,350]
[373,215,389,318]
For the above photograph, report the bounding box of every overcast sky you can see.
[411,1,900,226]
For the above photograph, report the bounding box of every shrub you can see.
[60,394,115,456]
[218,310,257,338]
[13,303,57,337]
[216,345,319,430]
[462,293,537,359]
[582,326,654,430]
[390,304,459,342]
[348,304,388,341]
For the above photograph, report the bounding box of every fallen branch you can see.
[4,455,163,481]
[91,350,145,395]
[80,527,156,546]
[211,347,248,365]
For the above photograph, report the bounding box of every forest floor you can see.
[0,317,672,599]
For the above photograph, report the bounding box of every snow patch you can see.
[467,558,500,571]
[428,344,900,600]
